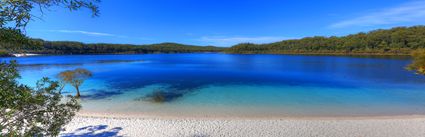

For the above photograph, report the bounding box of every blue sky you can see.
[26,0,425,47]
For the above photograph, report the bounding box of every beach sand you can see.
[61,112,425,137]
[12,53,40,57]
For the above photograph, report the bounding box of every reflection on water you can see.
[1,53,425,116]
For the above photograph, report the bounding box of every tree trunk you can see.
[76,86,80,98]
[58,85,64,94]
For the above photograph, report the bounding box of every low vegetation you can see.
[407,50,425,75]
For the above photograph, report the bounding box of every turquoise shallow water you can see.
[2,53,425,116]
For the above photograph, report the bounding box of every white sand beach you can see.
[12,53,40,57]
[61,113,425,137]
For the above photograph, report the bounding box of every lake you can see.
[2,53,425,117]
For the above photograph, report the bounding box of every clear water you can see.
[2,53,425,117]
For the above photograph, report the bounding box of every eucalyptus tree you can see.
[0,0,99,136]
[58,68,92,97]
[0,61,81,136]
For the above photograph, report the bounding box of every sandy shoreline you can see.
[61,112,425,137]
[12,53,40,57]
[76,110,425,120]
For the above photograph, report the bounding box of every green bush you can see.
[0,49,11,57]
[407,50,425,75]
[0,61,81,136]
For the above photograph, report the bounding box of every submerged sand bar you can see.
[61,113,425,137]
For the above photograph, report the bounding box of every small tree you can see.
[58,68,92,97]
[407,50,425,75]
[0,61,81,136]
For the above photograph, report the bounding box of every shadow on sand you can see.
[61,125,123,137]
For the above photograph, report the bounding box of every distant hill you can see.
[226,26,425,55]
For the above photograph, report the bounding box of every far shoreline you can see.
[1,52,412,58]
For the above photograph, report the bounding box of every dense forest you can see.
[226,26,425,55]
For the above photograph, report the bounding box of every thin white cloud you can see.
[330,0,425,28]
[199,36,293,46]
[47,29,121,37]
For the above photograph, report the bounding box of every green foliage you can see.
[226,26,425,55]
[58,68,92,97]
[0,0,99,29]
[0,28,40,52]
[407,50,425,75]
[0,28,26,44]
[0,61,81,136]
[0,49,11,57]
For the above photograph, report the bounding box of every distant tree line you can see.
[3,26,425,56]
[36,41,225,54]
[226,26,425,55]
[0,30,225,55]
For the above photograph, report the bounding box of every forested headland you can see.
[225,26,425,55]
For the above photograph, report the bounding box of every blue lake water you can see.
[2,53,425,117]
